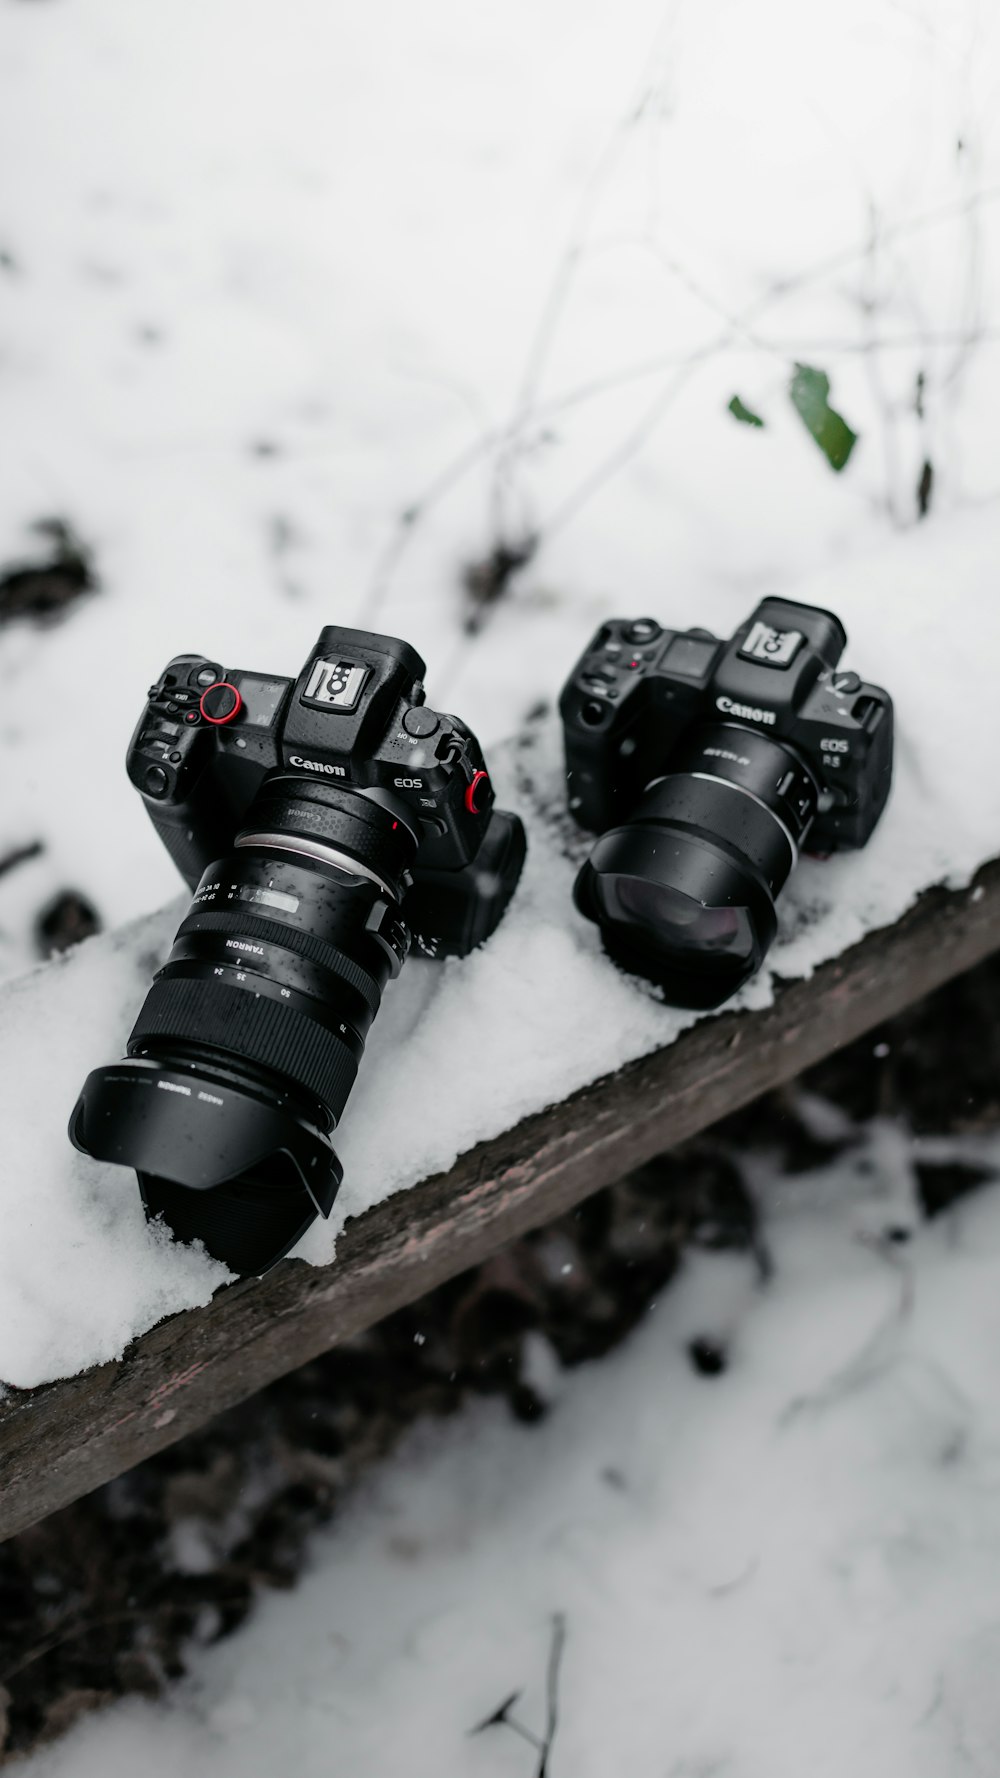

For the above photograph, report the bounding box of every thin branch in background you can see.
[434,305,1000,695]
[540,360,699,546]
[917,458,934,518]
[365,173,1000,631]
[538,1612,568,1778]
[939,17,988,402]
[530,179,1000,423]
[470,1689,543,1755]
[0,841,43,881]
[861,203,904,525]
[490,18,680,546]
[363,430,500,625]
[805,86,916,523]
[469,1613,568,1777]
[358,90,1000,636]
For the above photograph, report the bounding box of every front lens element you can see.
[575,722,818,1008]
[596,878,754,963]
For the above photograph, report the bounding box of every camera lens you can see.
[574,722,818,1009]
[69,777,415,1275]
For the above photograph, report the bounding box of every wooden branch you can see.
[2,860,999,1542]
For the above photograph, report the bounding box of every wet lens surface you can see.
[598,878,754,963]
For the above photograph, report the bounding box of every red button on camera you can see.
[464,770,489,814]
[198,681,243,725]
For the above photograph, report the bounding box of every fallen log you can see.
[1,856,997,1542]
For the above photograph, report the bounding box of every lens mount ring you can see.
[238,776,418,897]
[235,830,396,897]
[684,771,800,866]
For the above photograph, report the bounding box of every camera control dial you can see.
[464,770,491,815]
[199,681,243,725]
[402,705,439,738]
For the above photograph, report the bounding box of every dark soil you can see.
[1,950,998,1762]
[0,521,95,630]
[462,537,537,631]
[33,891,102,959]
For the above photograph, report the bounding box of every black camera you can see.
[560,597,893,1008]
[70,627,526,1276]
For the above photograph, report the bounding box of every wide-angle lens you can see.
[575,722,818,1009]
[596,879,755,962]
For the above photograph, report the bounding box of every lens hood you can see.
[571,721,820,1010]
[574,811,778,1010]
[69,1057,342,1275]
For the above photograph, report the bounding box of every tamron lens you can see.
[70,627,526,1275]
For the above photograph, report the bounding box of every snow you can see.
[19,1118,1000,1777]
[1,0,1000,1387]
[1,503,998,1390]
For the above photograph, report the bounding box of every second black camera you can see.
[560,597,893,1009]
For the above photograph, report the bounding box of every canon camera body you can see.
[69,627,525,1275]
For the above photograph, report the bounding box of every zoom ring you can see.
[176,910,383,1013]
[129,976,358,1119]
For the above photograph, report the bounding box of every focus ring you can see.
[176,911,382,1013]
[129,977,358,1120]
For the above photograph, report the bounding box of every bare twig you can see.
[357,83,1000,631]
[469,1613,568,1776]
[490,20,680,544]
[0,841,43,881]
[538,1612,568,1778]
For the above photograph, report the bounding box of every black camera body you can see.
[560,597,893,1008]
[71,626,525,1277]
[561,598,892,846]
[130,625,513,957]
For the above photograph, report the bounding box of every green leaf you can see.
[727,394,765,428]
[788,364,857,471]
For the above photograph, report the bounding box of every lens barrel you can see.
[575,722,818,1009]
[70,778,415,1275]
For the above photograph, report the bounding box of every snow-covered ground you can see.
[19,1117,1000,1778]
[1,0,999,975]
[2,0,1000,1385]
